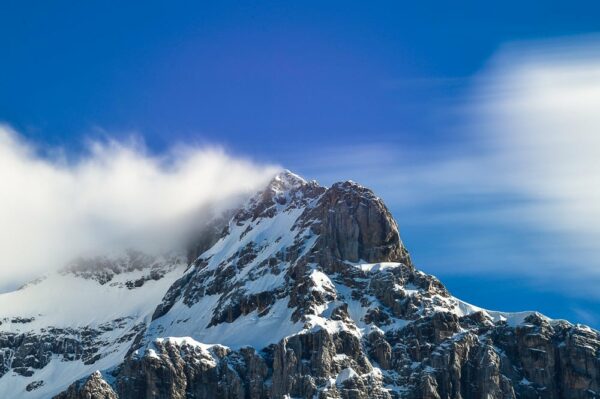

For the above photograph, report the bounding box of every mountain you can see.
[0,251,188,397]
[0,171,598,398]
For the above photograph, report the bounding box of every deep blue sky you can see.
[2,1,599,326]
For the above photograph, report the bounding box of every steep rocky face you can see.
[307,180,410,265]
[54,371,117,399]
[1,171,598,398]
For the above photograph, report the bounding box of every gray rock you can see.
[54,371,117,399]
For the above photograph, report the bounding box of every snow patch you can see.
[336,367,358,385]
[346,261,402,273]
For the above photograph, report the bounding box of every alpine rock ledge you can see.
[0,171,598,399]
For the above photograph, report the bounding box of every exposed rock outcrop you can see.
[55,371,117,399]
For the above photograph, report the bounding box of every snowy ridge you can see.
[139,174,323,350]
[0,252,187,398]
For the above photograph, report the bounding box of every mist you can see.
[0,126,279,288]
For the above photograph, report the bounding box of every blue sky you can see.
[2,1,600,327]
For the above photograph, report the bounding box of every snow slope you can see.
[0,252,187,398]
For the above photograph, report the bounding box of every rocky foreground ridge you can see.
[0,171,598,398]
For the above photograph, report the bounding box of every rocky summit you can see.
[0,171,598,398]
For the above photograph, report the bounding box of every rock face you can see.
[0,171,598,398]
[308,181,410,265]
[54,371,117,399]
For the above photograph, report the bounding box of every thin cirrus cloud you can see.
[473,39,600,241]
[0,126,279,288]
[295,36,600,298]
[468,37,600,273]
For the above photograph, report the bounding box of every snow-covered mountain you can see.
[0,251,187,397]
[0,171,598,398]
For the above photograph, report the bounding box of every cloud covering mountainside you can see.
[0,127,278,288]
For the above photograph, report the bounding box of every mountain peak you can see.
[1,172,598,399]
[269,169,307,192]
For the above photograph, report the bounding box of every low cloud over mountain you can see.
[0,127,278,288]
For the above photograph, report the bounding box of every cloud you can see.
[471,38,600,245]
[292,36,600,298]
[0,126,279,288]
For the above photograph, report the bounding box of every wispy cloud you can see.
[472,39,600,240]
[293,36,600,299]
[0,127,278,287]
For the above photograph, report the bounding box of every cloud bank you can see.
[0,127,278,288]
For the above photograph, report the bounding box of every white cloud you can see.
[471,39,600,246]
[0,127,278,287]
[293,36,600,295]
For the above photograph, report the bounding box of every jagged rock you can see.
[367,330,392,370]
[54,371,117,399]
[306,180,410,266]
[112,338,269,399]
